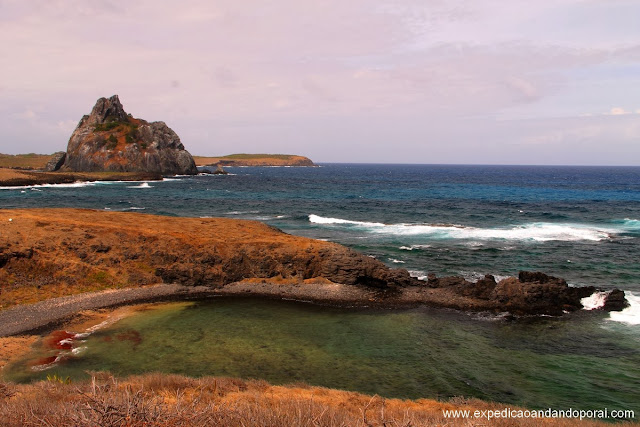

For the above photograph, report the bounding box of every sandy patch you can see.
[0,336,39,372]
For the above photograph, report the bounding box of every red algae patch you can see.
[115,330,142,347]
[29,330,80,371]
[3,304,158,375]
[44,330,76,350]
[30,355,58,368]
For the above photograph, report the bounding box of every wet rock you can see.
[602,289,629,311]
[461,274,496,299]
[518,271,566,286]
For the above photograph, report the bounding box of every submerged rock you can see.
[213,165,229,175]
[60,95,197,175]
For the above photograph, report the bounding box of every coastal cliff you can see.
[59,95,197,175]
[0,209,626,316]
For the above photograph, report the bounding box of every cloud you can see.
[609,107,631,115]
[0,0,639,164]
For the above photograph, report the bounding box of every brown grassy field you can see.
[0,208,365,309]
[0,373,631,426]
[0,153,54,169]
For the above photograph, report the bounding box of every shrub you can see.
[126,128,140,143]
[94,122,121,132]
[46,374,71,384]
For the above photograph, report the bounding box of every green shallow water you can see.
[6,298,640,414]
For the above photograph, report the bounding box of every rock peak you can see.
[86,94,129,125]
[60,95,198,175]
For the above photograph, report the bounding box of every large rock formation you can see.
[60,95,197,175]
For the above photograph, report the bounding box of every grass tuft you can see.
[0,373,631,426]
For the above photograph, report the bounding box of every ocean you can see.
[2,164,639,413]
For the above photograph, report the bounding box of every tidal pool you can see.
[6,297,640,414]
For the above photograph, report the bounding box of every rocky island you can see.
[0,96,199,187]
[56,95,197,175]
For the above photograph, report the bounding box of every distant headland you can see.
[194,154,316,167]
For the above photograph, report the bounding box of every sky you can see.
[1,0,640,165]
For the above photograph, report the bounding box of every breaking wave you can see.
[308,214,615,242]
[581,291,609,310]
[608,292,640,326]
[0,181,97,190]
[128,182,152,189]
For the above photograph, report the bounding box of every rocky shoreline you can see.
[0,208,628,326]
[0,275,626,338]
[0,168,162,187]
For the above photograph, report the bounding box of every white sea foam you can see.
[581,291,609,310]
[620,218,640,230]
[227,210,260,215]
[389,258,406,264]
[458,272,513,283]
[125,207,146,211]
[128,182,152,189]
[399,245,431,251]
[0,181,96,190]
[309,214,385,227]
[608,292,640,325]
[59,338,74,347]
[308,214,615,242]
[71,346,87,355]
[408,270,429,281]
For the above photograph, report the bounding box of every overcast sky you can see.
[2,0,640,165]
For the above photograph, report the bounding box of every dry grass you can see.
[0,208,354,309]
[0,373,634,426]
[0,153,54,170]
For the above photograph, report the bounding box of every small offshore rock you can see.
[43,152,66,172]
